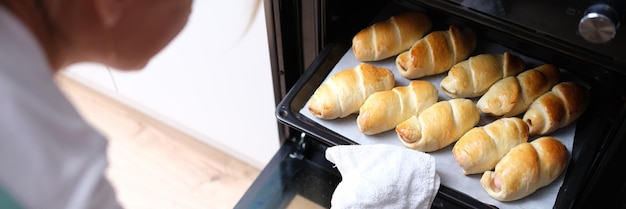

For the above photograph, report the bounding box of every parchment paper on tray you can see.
[299,43,580,209]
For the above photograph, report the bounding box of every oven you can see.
[235,0,626,208]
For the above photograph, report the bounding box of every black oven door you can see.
[233,135,341,209]
[234,133,497,209]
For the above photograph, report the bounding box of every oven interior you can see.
[240,0,626,208]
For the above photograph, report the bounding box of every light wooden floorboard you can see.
[56,75,260,209]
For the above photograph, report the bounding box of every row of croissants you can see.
[307,11,592,202]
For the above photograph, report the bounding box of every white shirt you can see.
[0,6,122,209]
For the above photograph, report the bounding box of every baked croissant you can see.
[357,80,438,135]
[308,63,395,119]
[352,12,432,61]
[395,25,477,79]
[477,64,560,117]
[396,98,480,152]
[481,136,568,202]
[523,81,590,136]
[453,117,529,175]
[441,52,526,98]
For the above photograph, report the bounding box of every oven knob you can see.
[578,4,619,44]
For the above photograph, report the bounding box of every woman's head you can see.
[1,0,193,71]
[94,0,193,70]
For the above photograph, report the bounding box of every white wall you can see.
[63,0,279,169]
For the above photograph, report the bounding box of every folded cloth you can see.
[325,144,440,209]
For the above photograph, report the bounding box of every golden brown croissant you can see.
[352,12,432,61]
[453,117,529,175]
[308,63,395,119]
[395,25,477,79]
[357,80,438,135]
[476,64,560,117]
[523,81,590,136]
[441,52,526,98]
[396,98,480,152]
[480,136,568,202]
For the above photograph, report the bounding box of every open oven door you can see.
[234,133,496,209]
[233,134,340,209]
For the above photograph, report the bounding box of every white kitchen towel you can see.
[325,144,440,209]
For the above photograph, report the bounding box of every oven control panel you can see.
[578,3,619,44]
[454,0,625,66]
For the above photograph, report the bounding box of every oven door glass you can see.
[234,137,340,209]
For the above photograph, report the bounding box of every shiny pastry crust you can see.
[352,12,432,61]
[453,117,529,175]
[395,25,477,79]
[396,98,480,152]
[357,80,438,135]
[480,136,568,201]
[523,81,590,136]
[476,64,560,117]
[308,63,395,119]
[441,52,526,98]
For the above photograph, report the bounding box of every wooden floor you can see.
[56,75,260,209]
